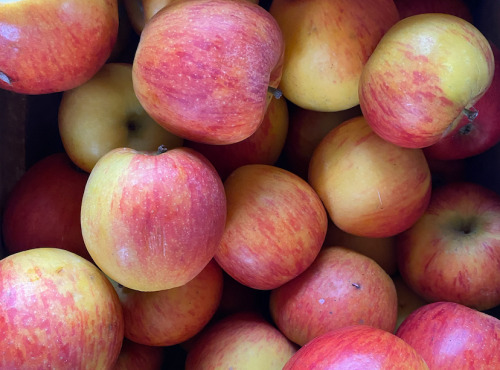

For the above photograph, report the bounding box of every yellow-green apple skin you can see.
[0,0,119,94]
[185,311,298,370]
[270,247,398,346]
[0,248,124,369]
[215,164,328,290]
[269,0,399,112]
[132,0,284,145]
[80,147,227,292]
[308,115,432,238]
[185,94,289,181]
[359,13,495,149]
[111,259,223,346]
[393,275,427,331]
[59,63,183,173]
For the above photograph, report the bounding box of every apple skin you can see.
[0,0,118,95]
[215,164,328,290]
[394,0,473,22]
[269,0,399,112]
[111,259,223,346]
[308,115,432,238]
[113,338,166,370]
[58,63,183,173]
[423,42,500,160]
[0,248,124,369]
[80,146,227,292]
[393,275,427,331]
[2,153,91,261]
[132,0,284,145]
[270,247,398,346]
[185,94,289,180]
[396,181,500,311]
[396,301,500,368]
[359,13,495,149]
[185,311,298,370]
[283,325,429,370]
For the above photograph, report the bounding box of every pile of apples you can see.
[1,0,500,368]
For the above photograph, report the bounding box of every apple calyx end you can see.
[268,86,283,99]
[157,145,168,155]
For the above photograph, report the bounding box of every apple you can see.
[269,0,399,112]
[113,338,166,370]
[111,259,223,346]
[215,164,328,290]
[396,181,500,311]
[394,0,473,22]
[2,153,91,261]
[58,63,183,173]
[0,248,124,369]
[132,0,284,145]
[283,325,429,369]
[323,220,398,276]
[80,146,227,292]
[423,42,500,160]
[270,247,398,346]
[283,104,361,179]
[185,93,289,180]
[396,301,500,368]
[393,275,427,331]
[308,115,432,238]
[0,0,119,94]
[359,13,495,149]
[185,311,298,369]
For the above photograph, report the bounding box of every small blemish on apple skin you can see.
[352,283,361,289]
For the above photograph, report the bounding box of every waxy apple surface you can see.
[359,13,495,149]
[396,302,500,368]
[0,248,124,369]
[283,325,429,369]
[81,147,226,292]
[0,0,119,94]
[132,0,284,145]
[215,164,328,290]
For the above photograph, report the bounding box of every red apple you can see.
[132,0,284,145]
[185,93,289,181]
[359,13,495,148]
[215,164,328,290]
[397,181,500,311]
[283,325,429,369]
[396,301,500,368]
[0,248,124,369]
[0,0,119,94]
[270,247,398,346]
[394,0,473,22]
[308,115,432,238]
[80,146,227,292]
[111,259,223,346]
[2,153,91,260]
[185,311,297,369]
[424,42,500,160]
[269,0,399,112]
[113,338,166,370]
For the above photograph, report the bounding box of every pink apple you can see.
[132,0,284,145]
[424,42,500,160]
[0,248,124,369]
[185,311,298,369]
[396,301,500,368]
[270,247,398,346]
[185,93,289,180]
[80,146,227,292]
[113,338,166,370]
[394,0,473,22]
[111,259,223,346]
[308,115,432,238]
[0,0,119,94]
[2,153,91,261]
[359,13,495,148]
[283,325,428,369]
[397,181,500,311]
[215,164,328,290]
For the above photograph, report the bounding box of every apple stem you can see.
[157,145,168,154]
[0,70,11,85]
[268,86,283,99]
[463,107,478,122]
